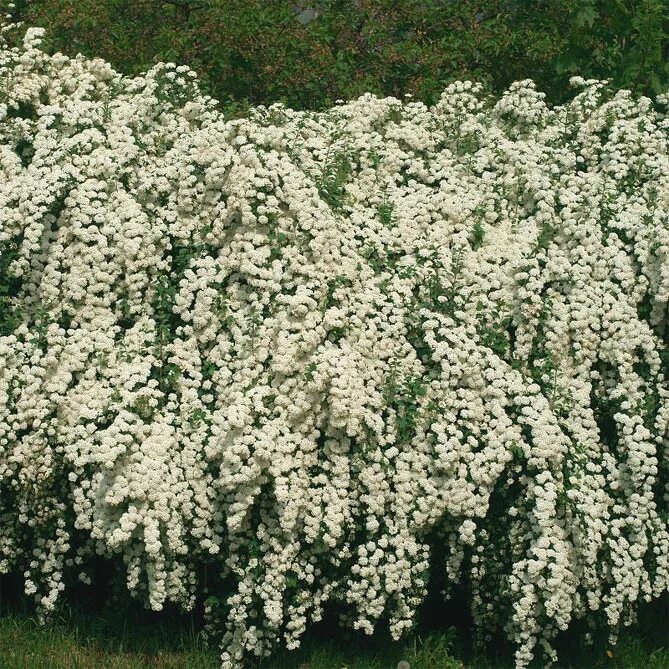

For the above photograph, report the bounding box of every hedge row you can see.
[1,20,669,669]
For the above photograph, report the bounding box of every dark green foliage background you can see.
[7,0,669,113]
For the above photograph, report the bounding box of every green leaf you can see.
[575,5,598,28]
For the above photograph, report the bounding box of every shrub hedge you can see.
[1,19,669,669]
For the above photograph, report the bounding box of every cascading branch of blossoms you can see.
[1,22,668,669]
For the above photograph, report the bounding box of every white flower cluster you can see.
[1,23,668,669]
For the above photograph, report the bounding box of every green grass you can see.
[0,597,666,669]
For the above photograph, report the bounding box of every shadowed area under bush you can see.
[0,589,667,668]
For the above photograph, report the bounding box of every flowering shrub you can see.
[1,23,668,669]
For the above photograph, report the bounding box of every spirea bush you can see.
[1,23,668,669]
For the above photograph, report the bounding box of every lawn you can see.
[0,595,666,669]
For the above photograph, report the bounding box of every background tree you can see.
[6,1,669,111]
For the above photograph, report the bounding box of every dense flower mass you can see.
[1,22,668,669]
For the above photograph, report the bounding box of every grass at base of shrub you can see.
[0,596,666,669]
